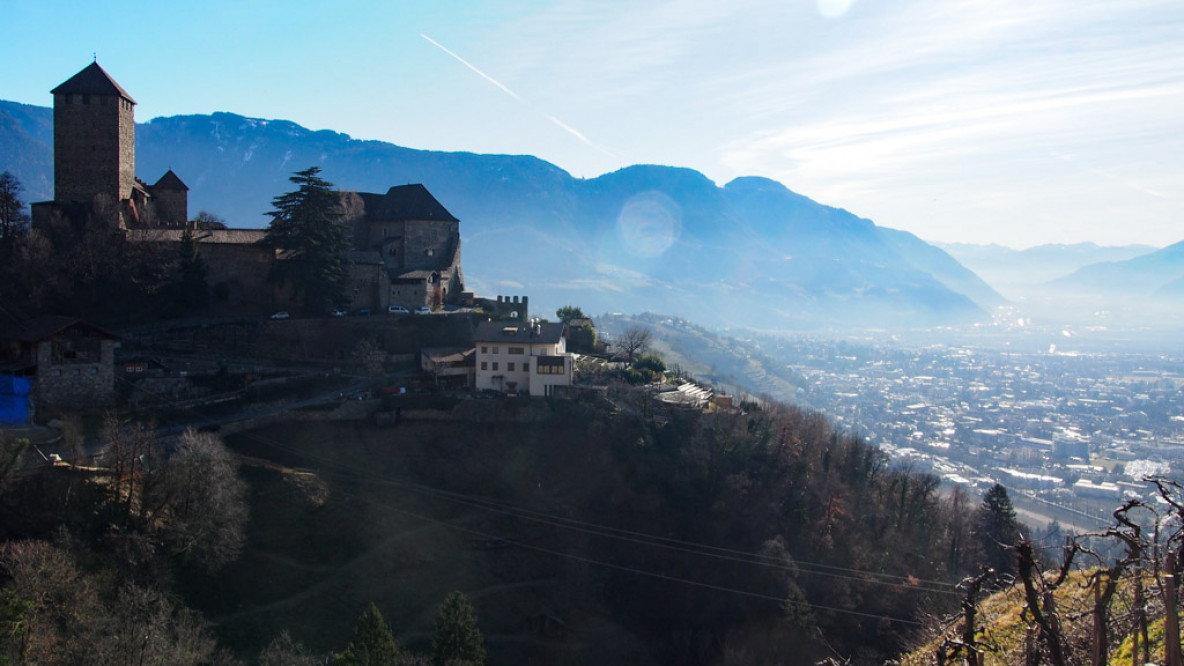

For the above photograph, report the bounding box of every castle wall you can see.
[390,280,429,308]
[402,220,458,271]
[344,262,389,311]
[53,92,134,204]
[202,243,276,306]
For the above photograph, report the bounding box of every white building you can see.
[473,320,572,396]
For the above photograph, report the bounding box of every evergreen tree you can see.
[432,591,485,666]
[262,166,349,312]
[335,603,399,666]
[174,228,209,308]
[555,305,585,322]
[974,483,1022,576]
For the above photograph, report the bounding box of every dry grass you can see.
[900,569,1176,666]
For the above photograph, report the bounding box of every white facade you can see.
[473,322,573,396]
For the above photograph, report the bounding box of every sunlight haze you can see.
[3,0,1181,248]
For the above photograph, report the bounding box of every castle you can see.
[31,61,189,230]
[34,61,466,313]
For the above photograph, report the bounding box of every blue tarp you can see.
[0,375,32,425]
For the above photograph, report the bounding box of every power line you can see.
[109,370,956,615]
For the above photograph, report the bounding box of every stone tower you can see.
[50,61,136,205]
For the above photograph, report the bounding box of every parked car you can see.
[414,306,432,315]
[270,311,291,320]
[352,308,372,316]
[330,309,346,317]
[388,304,410,315]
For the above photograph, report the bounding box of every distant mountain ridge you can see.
[0,99,1000,330]
[1052,241,1184,298]
[939,241,1160,293]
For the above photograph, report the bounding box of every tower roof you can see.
[51,61,136,103]
[152,169,189,191]
[358,184,459,222]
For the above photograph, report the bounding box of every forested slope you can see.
[1,391,989,664]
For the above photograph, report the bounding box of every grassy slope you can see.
[900,569,1176,666]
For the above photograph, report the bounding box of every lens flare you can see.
[817,0,854,19]
[615,191,682,259]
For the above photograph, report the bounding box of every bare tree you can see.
[145,429,249,571]
[1015,538,1079,666]
[0,171,30,245]
[259,630,321,666]
[100,414,157,516]
[614,325,653,362]
[353,338,386,375]
[191,210,227,230]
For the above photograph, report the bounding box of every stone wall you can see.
[401,220,458,272]
[34,338,116,411]
[203,243,276,306]
[390,279,428,308]
[344,262,389,311]
[476,295,530,321]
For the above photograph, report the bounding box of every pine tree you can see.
[975,483,1022,576]
[335,603,399,666]
[174,228,209,308]
[432,591,485,666]
[262,166,349,312]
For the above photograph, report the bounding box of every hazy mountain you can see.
[1,100,999,330]
[1051,240,1184,298]
[938,241,1159,295]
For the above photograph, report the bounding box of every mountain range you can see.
[0,99,1118,332]
[939,241,1160,296]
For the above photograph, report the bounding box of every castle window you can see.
[480,346,487,354]
[508,347,524,355]
[492,346,499,354]
[480,362,487,371]
[426,248,434,257]
[508,363,515,372]
[492,362,499,371]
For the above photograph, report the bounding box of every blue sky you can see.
[3,0,1182,248]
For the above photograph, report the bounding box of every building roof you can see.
[0,316,118,343]
[152,169,189,191]
[393,269,437,280]
[51,61,136,103]
[473,321,566,345]
[357,184,459,223]
[421,347,475,365]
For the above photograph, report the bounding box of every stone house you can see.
[0,316,118,412]
[473,320,573,396]
[350,185,465,310]
[420,347,475,388]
